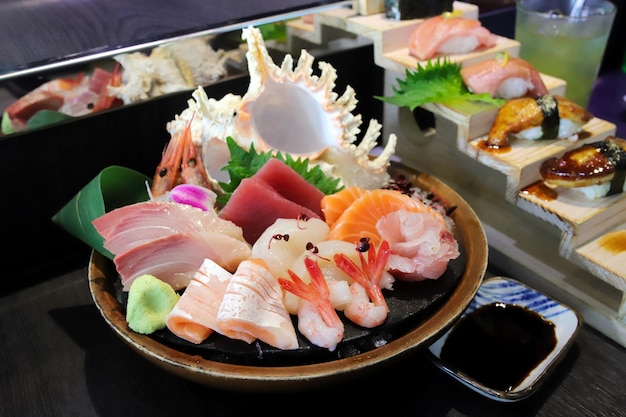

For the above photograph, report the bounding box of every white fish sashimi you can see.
[216,258,299,350]
[115,232,252,291]
[251,217,330,279]
[166,259,233,344]
[378,210,459,281]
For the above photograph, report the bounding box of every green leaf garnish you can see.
[26,110,74,130]
[52,166,151,259]
[375,58,505,110]
[218,137,343,205]
[1,111,15,135]
[256,21,289,43]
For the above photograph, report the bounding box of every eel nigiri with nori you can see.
[486,94,593,149]
[540,136,626,199]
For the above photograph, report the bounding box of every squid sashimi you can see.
[378,210,459,281]
[251,217,330,279]
[216,258,299,350]
[219,176,321,245]
[253,158,326,218]
[461,55,548,99]
[115,232,251,291]
[166,259,233,344]
[93,201,243,255]
[408,14,498,61]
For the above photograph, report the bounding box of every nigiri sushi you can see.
[539,136,626,199]
[486,94,593,149]
[461,53,548,99]
[408,13,498,61]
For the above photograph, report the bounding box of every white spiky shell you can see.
[166,25,397,190]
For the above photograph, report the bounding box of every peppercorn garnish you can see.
[357,237,371,252]
[268,233,290,249]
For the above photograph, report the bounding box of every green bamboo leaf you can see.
[26,110,74,130]
[52,166,151,260]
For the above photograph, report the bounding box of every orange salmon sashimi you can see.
[320,186,367,227]
[327,189,446,247]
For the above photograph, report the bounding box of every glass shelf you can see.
[0,0,350,81]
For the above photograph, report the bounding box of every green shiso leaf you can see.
[52,166,151,260]
[375,58,505,110]
[218,137,343,206]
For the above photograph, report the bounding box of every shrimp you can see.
[180,112,211,189]
[92,62,122,112]
[344,283,388,328]
[334,239,392,328]
[150,115,190,198]
[151,111,213,198]
[278,257,344,351]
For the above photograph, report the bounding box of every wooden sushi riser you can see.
[287,2,626,346]
[288,3,520,74]
[464,118,616,202]
[383,101,626,347]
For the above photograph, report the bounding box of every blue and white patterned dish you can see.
[427,276,582,402]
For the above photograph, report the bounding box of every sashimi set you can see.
[69,24,478,367]
[54,7,616,385]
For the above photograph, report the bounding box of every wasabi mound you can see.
[126,274,180,334]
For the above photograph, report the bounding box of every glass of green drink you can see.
[515,0,616,108]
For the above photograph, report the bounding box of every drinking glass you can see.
[515,0,616,108]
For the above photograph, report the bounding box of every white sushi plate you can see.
[427,276,581,402]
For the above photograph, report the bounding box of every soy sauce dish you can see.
[427,276,582,402]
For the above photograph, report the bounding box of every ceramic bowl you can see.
[88,162,488,392]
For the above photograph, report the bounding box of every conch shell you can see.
[166,26,397,191]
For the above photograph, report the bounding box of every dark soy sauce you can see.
[440,302,557,392]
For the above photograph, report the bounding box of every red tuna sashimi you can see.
[93,201,241,255]
[408,15,498,61]
[88,67,114,94]
[216,258,298,350]
[253,158,325,218]
[219,177,321,245]
[166,259,233,344]
[115,232,252,291]
[460,56,548,99]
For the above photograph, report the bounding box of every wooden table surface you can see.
[0,0,348,79]
[1,264,625,417]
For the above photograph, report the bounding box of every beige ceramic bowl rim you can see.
[88,163,488,392]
